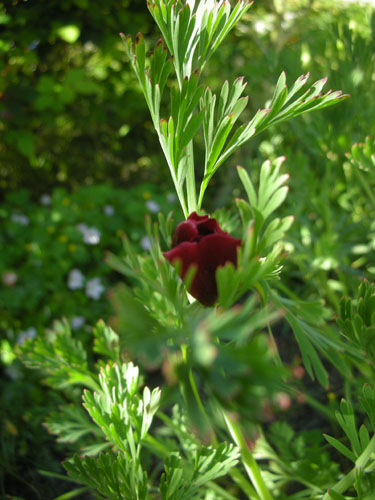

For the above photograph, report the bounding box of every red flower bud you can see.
[164,212,241,306]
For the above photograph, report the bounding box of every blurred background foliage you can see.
[1,0,373,196]
[1,0,375,498]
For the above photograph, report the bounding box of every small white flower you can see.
[76,223,101,245]
[104,205,115,216]
[71,316,85,330]
[11,214,29,226]
[84,227,101,244]
[2,271,17,286]
[40,194,51,205]
[67,269,85,290]
[141,235,151,251]
[17,327,37,345]
[85,277,105,300]
[76,223,88,233]
[146,200,160,213]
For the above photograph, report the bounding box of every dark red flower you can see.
[163,212,241,306]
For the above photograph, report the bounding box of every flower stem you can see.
[223,412,274,500]
[229,468,261,500]
[180,345,264,498]
[186,141,197,214]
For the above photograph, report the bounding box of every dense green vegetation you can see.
[1,0,375,498]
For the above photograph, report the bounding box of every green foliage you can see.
[5,1,375,499]
[125,0,347,216]
[216,156,293,308]
[198,71,347,207]
[109,248,283,420]
[338,280,375,364]
[65,452,150,500]
[0,183,177,338]
[160,442,239,499]
[0,0,162,193]
[346,137,375,213]
[62,358,240,500]
[322,397,375,500]
[254,424,339,496]
[147,0,253,84]
[83,362,161,455]
[18,319,99,391]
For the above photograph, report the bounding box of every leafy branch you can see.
[124,1,348,216]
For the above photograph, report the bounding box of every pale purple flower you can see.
[2,271,18,286]
[76,223,88,232]
[104,205,115,216]
[11,214,29,226]
[67,269,85,290]
[17,327,37,345]
[40,194,52,205]
[167,193,177,203]
[76,223,101,245]
[141,235,151,251]
[71,316,85,330]
[5,366,22,380]
[146,200,160,213]
[85,277,105,300]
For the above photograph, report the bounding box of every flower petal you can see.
[164,241,199,279]
[173,220,199,245]
[191,234,241,306]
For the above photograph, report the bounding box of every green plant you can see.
[10,1,375,500]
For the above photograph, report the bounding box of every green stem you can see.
[180,346,259,499]
[181,344,215,440]
[255,281,283,373]
[186,141,197,214]
[158,132,188,217]
[229,468,261,500]
[223,412,274,500]
[197,177,207,212]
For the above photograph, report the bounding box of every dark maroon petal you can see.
[196,217,225,236]
[191,234,241,305]
[163,241,199,279]
[187,212,209,223]
[172,220,199,245]
[197,233,241,271]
